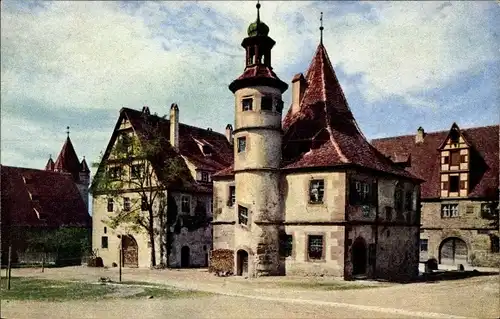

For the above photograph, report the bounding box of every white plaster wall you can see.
[284,225,344,277]
[283,172,346,222]
[233,130,282,170]
[234,86,283,129]
[213,179,235,221]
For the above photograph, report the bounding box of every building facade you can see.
[211,5,423,282]
[373,124,499,267]
[1,134,91,265]
[91,105,232,268]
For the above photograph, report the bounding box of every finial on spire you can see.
[49,154,52,159]
[256,1,261,23]
[320,12,324,45]
[66,126,70,137]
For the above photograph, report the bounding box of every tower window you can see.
[242,98,253,111]
[238,205,248,226]
[261,96,273,111]
[228,186,236,206]
[181,195,191,214]
[101,236,108,249]
[237,137,247,153]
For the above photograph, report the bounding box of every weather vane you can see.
[320,12,324,45]
[256,1,261,22]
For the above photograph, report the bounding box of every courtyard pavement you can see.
[1,266,499,319]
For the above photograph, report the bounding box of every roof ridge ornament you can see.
[66,126,70,138]
[320,12,324,45]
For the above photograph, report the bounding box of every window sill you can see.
[306,258,326,263]
[308,201,325,205]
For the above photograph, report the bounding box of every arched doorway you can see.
[352,237,367,276]
[122,235,138,268]
[236,250,249,276]
[440,237,468,265]
[181,246,190,268]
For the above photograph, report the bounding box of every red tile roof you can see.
[279,43,419,180]
[95,108,233,193]
[45,157,55,171]
[372,125,499,199]
[0,165,91,228]
[229,64,288,93]
[53,137,82,181]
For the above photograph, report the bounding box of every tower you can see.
[229,1,288,277]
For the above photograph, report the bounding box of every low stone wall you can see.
[209,249,234,274]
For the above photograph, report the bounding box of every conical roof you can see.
[54,136,81,181]
[282,43,420,181]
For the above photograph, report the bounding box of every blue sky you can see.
[1,1,499,172]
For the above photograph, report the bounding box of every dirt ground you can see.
[1,266,499,319]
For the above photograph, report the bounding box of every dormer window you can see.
[201,171,210,182]
[242,98,253,111]
[450,130,459,144]
[202,144,213,156]
[261,96,273,111]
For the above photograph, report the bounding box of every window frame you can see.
[107,198,114,212]
[261,96,273,111]
[109,166,122,180]
[441,203,459,218]
[101,236,109,249]
[201,171,210,182]
[449,175,460,192]
[228,186,236,207]
[450,150,460,166]
[242,98,253,111]
[309,179,325,204]
[123,197,131,212]
[307,235,324,261]
[238,205,249,226]
[181,195,191,214]
[130,163,145,179]
[237,137,247,153]
[420,239,428,252]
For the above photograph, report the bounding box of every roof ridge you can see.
[372,124,499,141]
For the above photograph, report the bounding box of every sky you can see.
[1,1,499,173]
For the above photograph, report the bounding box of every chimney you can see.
[291,73,307,115]
[170,103,179,149]
[416,126,425,144]
[225,124,233,144]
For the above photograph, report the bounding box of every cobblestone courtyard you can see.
[1,266,499,318]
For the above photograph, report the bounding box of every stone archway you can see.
[181,246,190,268]
[236,249,249,276]
[439,237,468,265]
[122,235,138,268]
[352,237,367,276]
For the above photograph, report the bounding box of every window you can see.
[420,239,428,252]
[449,176,459,192]
[394,184,404,213]
[261,96,273,111]
[237,137,246,153]
[441,204,459,218]
[309,179,324,203]
[242,98,253,111]
[450,151,460,166]
[109,167,122,180]
[104,227,107,234]
[443,156,449,164]
[130,164,144,179]
[120,134,132,153]
[238,205,248,225]
[107,198,114,212]
[181,195,191,214]
[405,190,413,211]
[307,235,323,260]
[141,197,148,211]
[281,234,293,257]
[350,180,374,205]
[123,197,131,211]
[466,205,475,214]
[201,171,209,182]
[275,99,284,113]
[491,235,499,253]
[101,236,108,249]
[228,186,236,206]
[460,154,467,163]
